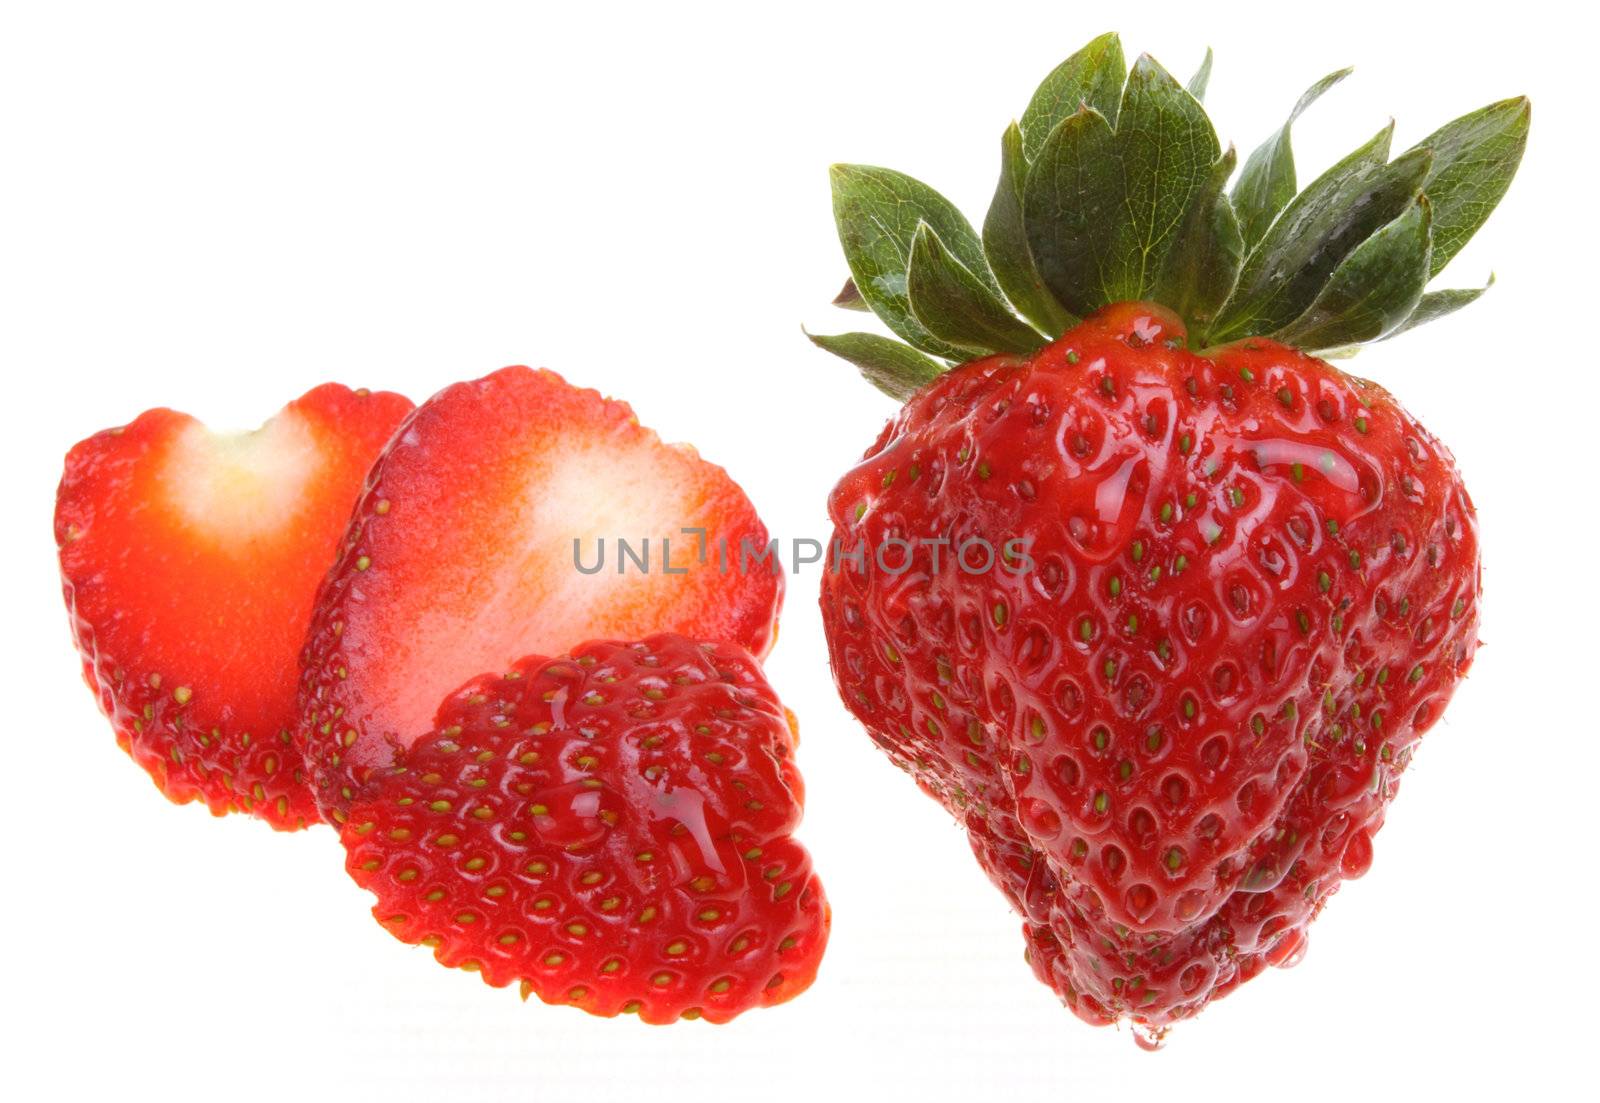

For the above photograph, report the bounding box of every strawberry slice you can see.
[299,366,783,806]
[56,384,413,829]
[338,634,828,1023]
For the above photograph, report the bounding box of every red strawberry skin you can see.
[299,366,783,811]
[337,634,828,1023]
[821,302,1479,1032]
[56,384,413,828]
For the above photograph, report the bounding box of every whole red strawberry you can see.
[812,34,1525,1041]
[335,634,828,1023]
[55,383,412,828]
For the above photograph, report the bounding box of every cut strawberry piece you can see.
[55,384,413,829]
[338,634,828,1023]
[299,367,783,806]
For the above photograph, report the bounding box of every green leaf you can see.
[805,329,946,401]
[1231,68,1352,250]
[1186,48,1214,103]
[1019,32,1126,161]
[1153,146,1243,334]
[1405,97,1530,278]
[981,121,1078,335]
[1272,196,1432,351]
[1210,125,1431,342]
[1024,55,1220,318]
[830,164,998,359]
[1384,275,1494,339]
[832,278,870,311]
[907,223,1047,356]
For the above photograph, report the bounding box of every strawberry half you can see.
[299,366,783,810]
[56,383,413,828]
[338,634,828,1023]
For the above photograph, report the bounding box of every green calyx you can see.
[809,32,1529,400]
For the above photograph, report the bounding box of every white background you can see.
[3,2,1596,1099]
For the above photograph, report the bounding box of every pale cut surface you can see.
[299,367,783,792]
[165,413,324,542]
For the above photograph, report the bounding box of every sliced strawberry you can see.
[339,634,828,1023]
[299,367,783,806]
[56,384,413,828]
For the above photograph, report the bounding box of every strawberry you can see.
[337,633,828,1023]
[55,383,412,829]
[811,34,1526,1041]
[298,366,784,813]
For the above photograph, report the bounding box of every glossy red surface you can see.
[336,634,829,1023]
[821,302,1479,1034]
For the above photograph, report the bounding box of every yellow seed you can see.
[173,686,192,705]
